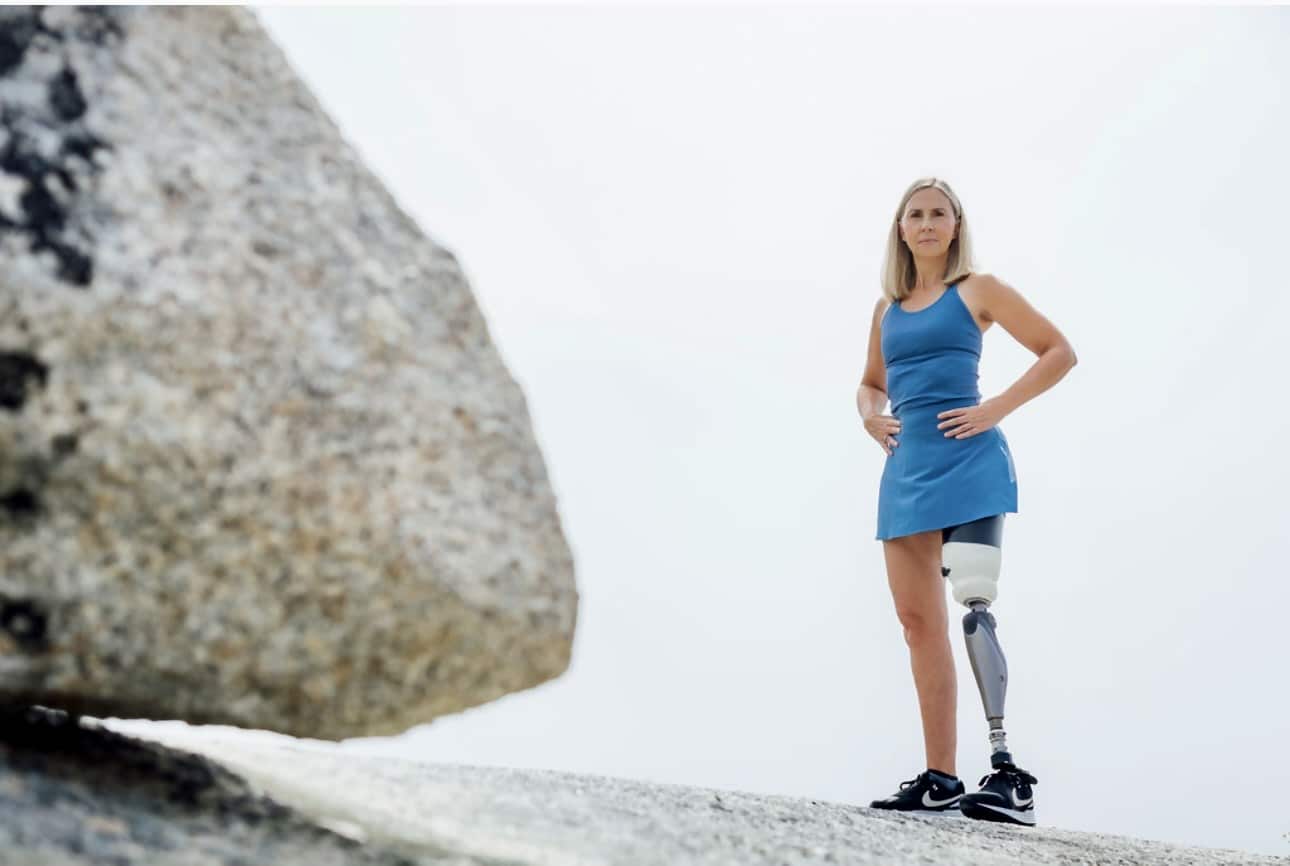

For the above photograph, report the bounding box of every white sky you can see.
[189,4,1288,856]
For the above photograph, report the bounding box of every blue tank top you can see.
[880,282,981,415]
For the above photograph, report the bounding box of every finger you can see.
[944,424,970,437]
[936,408,966,419]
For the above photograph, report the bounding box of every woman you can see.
[855,178,1077,824]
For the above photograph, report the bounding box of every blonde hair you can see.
[880,177,977,303]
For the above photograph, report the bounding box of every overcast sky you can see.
[148,5,1289,856]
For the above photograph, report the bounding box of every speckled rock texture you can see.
[0,708,479,865]
[0,5,576,738]
[106,719,1285,866]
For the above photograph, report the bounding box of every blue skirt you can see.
[876,400,1018,540]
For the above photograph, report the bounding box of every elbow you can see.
[1048,343,1077,368]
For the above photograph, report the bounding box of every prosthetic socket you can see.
[941,516,1016,770]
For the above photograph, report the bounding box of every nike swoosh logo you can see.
[1010,790,1033,808]
[922,791,961,808]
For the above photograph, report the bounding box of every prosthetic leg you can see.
[940,515,1017,770]
[939,515,1038,825]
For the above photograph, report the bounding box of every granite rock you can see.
[0,6,576,738]
[109,718,1287,866]
[0,707,483,865]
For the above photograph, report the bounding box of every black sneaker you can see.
[869,770,965,813]
[959,765,1038,826]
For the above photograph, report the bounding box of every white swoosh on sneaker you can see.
[922,790,961,808]
[1010,790,1033,808]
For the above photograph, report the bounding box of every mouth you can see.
[918,238,937,244]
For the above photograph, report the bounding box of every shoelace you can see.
[898,770,951,792]
[977,767,1038,788]
[898,771,935,791]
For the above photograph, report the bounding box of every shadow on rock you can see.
[0,705,442,865]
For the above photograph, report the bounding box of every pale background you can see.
[126,4,1290,857]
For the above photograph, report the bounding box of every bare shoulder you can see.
[957,272,1021,324]
[959,272,1075,357]
[872,294,892,326]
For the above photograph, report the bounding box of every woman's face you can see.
[899,187,957,255]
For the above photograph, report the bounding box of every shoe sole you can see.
[870,809,967,819]
[869,801,964,815]
[959,800,1036,826]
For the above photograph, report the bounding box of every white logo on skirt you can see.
[999,443,1016,484]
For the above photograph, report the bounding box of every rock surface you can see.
[0,5,576,738]
[0,707,480,865]
[109,718,1283,866]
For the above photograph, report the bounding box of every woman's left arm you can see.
[938,274,1077,438]
[981,274,1078,418]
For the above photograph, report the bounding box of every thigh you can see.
[882,529,947,627]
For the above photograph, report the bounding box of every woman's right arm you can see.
[857,298,901,456]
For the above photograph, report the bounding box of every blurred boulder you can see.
[0,5,576,739]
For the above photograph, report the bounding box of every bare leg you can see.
[883,530,956,776]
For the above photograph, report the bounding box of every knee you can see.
[895,608,947,646]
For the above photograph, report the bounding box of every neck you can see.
[911,254,949,291]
